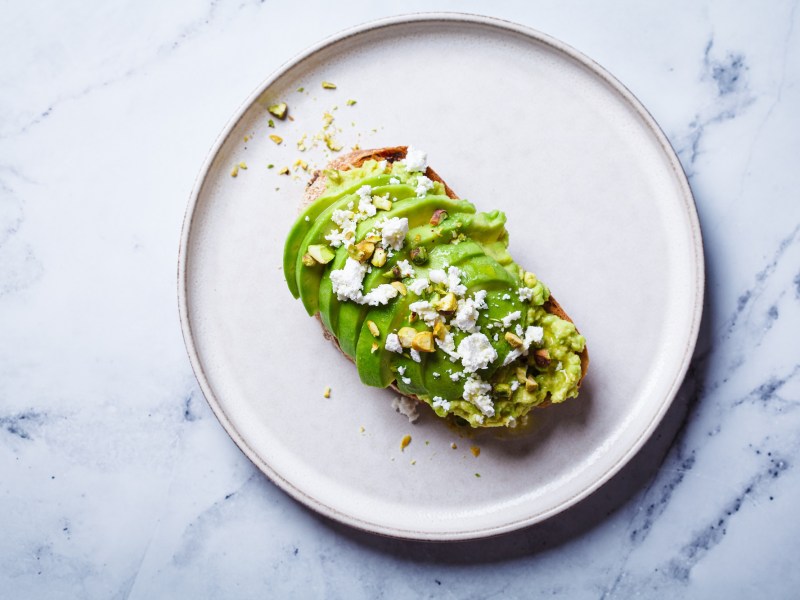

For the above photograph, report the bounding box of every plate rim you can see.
[177,11,705,541]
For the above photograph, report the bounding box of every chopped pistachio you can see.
[516,366,527,383]
[238,161,247,170]
[269,134,283,145]
[324,134,342,152]
[533,348,551,367]
[525,375,539,393]
[244,135,250,142]
[494,383,511,398]
[268,119,275,128]
[321,81,337,89]
[400,434,411,451]
[348,241,375,263]
[301,253,316,267]
[293,158,308,171]
[372,195,392,211]
[363,233,381,244]
[230,164,239,177]
[323,386,331,398]
[470,446,481,457]
[267,164,274,169]
[435,292,458,313]
[278,166,290,175]
[433,320,447,341]
[411,331,435,353]
[296,86,305,92]
[268,102,288,119]
[307,244,335,264]
[451,442,457,450]
[397,327,417,348]
[430,209,448,226]
[409,246,428,265]
[370,342,379,354]
[408,312,418,324]
[504,332,524,348]
[346,99,357,106]
[371,247,387,267]
[323,169,342,184]
[391,281,407,296]
[367,320,380,337]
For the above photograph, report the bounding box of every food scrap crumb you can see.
[470,446,481,458]
[411,460,416,465]
[297,87,305,93]
[392,397,419,423]
[359,426,365,433]
[238,161,247,170]
[451,443,457,450]
[268,119,275,128]
[346,99,357,106]
[230,164,239,177]
[267,164,274,169]
[268,102,288,119]
[425,440,430,446]
[244,135,250,142]
[323,386,331,398]
[475,473,481,478]
[278,167,289,175]
[269,134,283,145]
[293,159,308,171]
[400,434,412,451]
[321,81,337,89]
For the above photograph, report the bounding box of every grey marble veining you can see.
[1,1,799,598]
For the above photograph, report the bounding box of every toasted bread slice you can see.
[302,146,588,410]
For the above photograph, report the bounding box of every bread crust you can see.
[302,146,588,412]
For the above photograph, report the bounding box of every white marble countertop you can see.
[2,2,798,598]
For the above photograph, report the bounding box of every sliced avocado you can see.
[283,173,392,298]
[317,246,348,334]
[392,321,429,397]
[355,294,411,387]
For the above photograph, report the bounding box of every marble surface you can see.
[1,1,798,598]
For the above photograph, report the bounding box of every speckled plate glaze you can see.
[178,13,703,541]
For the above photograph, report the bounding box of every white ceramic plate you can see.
[179,13,703,540]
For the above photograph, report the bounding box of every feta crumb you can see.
[362,284,399,306]
[415,175,434,196]
[493,333,499,342]
[432,396,451,411]
[450,371,464,381]
[457,333,498,373]
[502,293,511,300]
[385,333,403,354]
[403,146,427,172]
[447,266,467,296]
[432,371,441,379]
[502,325,545,366]
[396,259,415,277]
[501,311,522,328]
[410,349,422,363]
[329,258,368,302]
[389,176,400,185]
[401,377,411,385]
[462,376,495,416]
[452,290,487,333]
[392,396,419,423]
[518,287,534,302]
[407,278,429,295]
[409,300,439,326]
[510,380,520,392]
[436,332,459,360]
[428,269,447,284]
[378,217,409,251]
[304,215,310,222]
[397,366,406,376]
[357,195,376,218]
[515,323,524,337]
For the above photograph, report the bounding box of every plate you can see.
[178,13,703,540]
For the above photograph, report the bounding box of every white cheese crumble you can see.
[304,215,310,222]
[362,284,399,306]
[462,376,495,416]
[329,258,368,302]
[502,293,511,300]
[432,396,451,411]
[457,333,498,373]
[518,287,534,302]
[389,176,400,185]
[432,371,441,379]
[397,366,406,376]
[410,349,422,363]
[510,380,520,392]
[326,209,358,248]
[415,175,434,197]
[391,396,419,423]
[436,332,459,360]
[428,269,447,284]
[378,217,409,251]
[502,325,545,366]
[449,371,464,381]
[396,259,415,278]
[385,333,403,354]
[452,291,486,333]
[501,311,522,328]
[407,278,429,295]
[409,300,439,326]
[403,146,427,172]
[401,377,411,384]
[447,266,467,296]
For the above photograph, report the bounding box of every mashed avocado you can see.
[283,151,585,428]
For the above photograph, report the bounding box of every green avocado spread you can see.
[283,152,586,428]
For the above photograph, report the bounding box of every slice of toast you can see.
[302,146,588,410]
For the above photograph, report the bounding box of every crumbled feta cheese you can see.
[392,396,419,422]
[403,147,427,172]
[502,325,545,366]
[493,333,499,342]
[450,371,464,381]
[396,259,415,278]
[385,333,403,354]
[378,217,409,251]
[432,396,451,411]
[362,284,399,306]
[428,269,447,284]
[397,366,406,376]
[447,266,467,296]
[401,377,411,385]
[326,209,358,248]
[452,290,488,333]
[518,287,534,302]
[415,175,434,196]
[436,332,459,360]
[501,311,522,328]
[515,324,524,337]
[389,176,400,185]
[304,215,310,222]
[409,300,439,326]
[457,333,498,373]
[462,376,495,416]
[556,361,563,371]
[510,380,520,392]
[502,293,511,300]
[407,278,429,295]
[410,349,421,363]
[356,184,372,199]
[357,195,376,218]
[432,371,440,379]
[330,258,368,302]
[473,289,488,309]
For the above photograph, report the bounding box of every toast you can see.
[297,146,588,421]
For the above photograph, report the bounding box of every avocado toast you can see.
[284,146,588,428]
